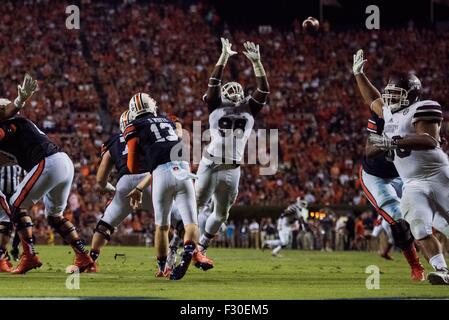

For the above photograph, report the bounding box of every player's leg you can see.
[0,192,12,272]
[171,176,213,278]
[401,181,445,283]
[43,153,93,272]
[9,160,47,274]
[425,170,449,284]
[195,160,217,236]
[380,219,394,260]
[199,166,240,252]
[152,166,176,277]
[360,170,423,280]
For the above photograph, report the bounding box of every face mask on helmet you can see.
[382,75,421,113]
[119,110,134,133]
[129,93,158,118]
[221,82,244,104]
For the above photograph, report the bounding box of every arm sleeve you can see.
[123,125,140,174]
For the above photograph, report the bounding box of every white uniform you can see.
[372,217,394,244]
[10,152,74,217]
[382,100,449,239]
[277,215,295,246]
[101,173,152,227]
[197,97,254,236]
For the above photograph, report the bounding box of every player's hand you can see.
[221,37,237,57]
[243,41,261,63]
[368,134,398,151]
[217,37,237,66]
[352,49,367,75]
[14,73,38,109]
[126,187,143,209]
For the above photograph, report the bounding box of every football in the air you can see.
[302,16,320,33]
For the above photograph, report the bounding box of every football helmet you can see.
[119,110,133,133]
[129,93,157,118]
[221,82,244,104]
[382,73,421,113]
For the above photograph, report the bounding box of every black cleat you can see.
[170,251,193,281]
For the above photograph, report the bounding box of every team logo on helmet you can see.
[129,93,158,118]
[221,82,244,104]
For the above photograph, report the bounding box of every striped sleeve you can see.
[412,103,443,124]
[366,119,378,133]
[123,124,137,141]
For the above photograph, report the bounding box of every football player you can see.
[262,202,303,257]
[0,115,94,274]
[354,50,449,285]
[88,110,153,271]
[124,93,213,280]
[197,38,269,260]
[353,50,425,281]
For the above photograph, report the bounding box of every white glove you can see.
[352,49,367,75]
[14,73,38,109]
[217,37,237,66]
[243,41,260,63]
[368,134,398,151]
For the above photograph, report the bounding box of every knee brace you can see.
[94,220,115,241]
[47,216,76,238]
[11,208,34,231]
[390,219,415,249]
[0,222,12,236]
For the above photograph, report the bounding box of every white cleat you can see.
[428,269,449,285]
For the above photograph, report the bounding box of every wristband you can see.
[135,187,143,193]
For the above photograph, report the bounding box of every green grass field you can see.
[0,245,448,299]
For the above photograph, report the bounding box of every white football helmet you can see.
[221,82,244,104]
[296,197,308,209]
[129,93,157,118]
[119,110,134,133]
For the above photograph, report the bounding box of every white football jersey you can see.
[206,97,255,163]
[382,100,449,180]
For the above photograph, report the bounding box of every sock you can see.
[21,237,36,256]
[157,256,167,272]
[71,239,88,254]
[272,246,282,255]
[90,249,100,262]
[402,243,421,268]
[429,253,448,271]
[383,243,393,256]
[199,234,213,250]
[183,241,196,259]
[0,247,6,260]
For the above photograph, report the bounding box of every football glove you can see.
[368,134,398,151]
[352,49,367,76]
[243,41,260,63]
[14,73,38,109]
[217,37,237,66]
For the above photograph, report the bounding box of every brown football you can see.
[302,16,320,33]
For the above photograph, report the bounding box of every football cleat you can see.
[427,268,449,285]
[11,254,42,274]
[192,251,214,271]
[170,252,194,281]
[411,264,425,282]
[70,251,95,273]
[380,252,394,260]
[85,261,99,273]
[0,258,12,273]
[155,268,170,278]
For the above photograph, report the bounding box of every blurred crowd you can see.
[1,1,449,239]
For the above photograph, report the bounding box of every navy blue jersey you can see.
[123,114,184,173]
[101,133,149,180]
[0,117,59,171]
[362,112,399,179]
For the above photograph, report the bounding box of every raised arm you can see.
[0,74,38,120]
[204,38,237,110]
[352,50,384,117]
[244,41,269,115]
